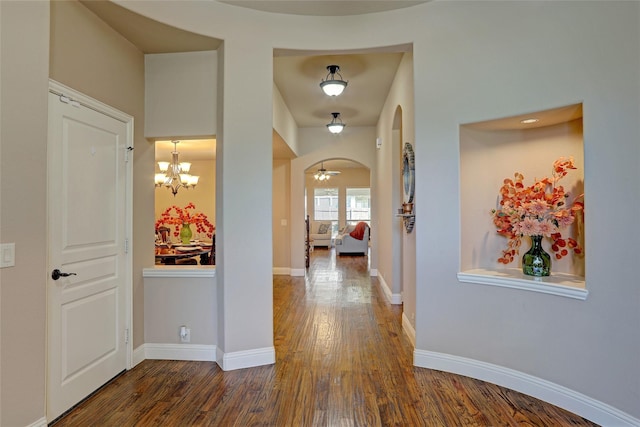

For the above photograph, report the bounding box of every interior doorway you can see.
[305,159,371,242]
[47,81,133,421]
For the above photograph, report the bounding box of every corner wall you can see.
[0,2,49,425]
[376,52,416,319]
[411,2,640,422]
[273,158,291,272]
[49,0,148,350]
[145,51,217,138]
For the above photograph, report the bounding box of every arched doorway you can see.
[305,159,371,244]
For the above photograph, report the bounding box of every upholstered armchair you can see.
[335,222,369,255]
[309,221,333,247]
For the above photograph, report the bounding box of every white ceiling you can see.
[79,1,222,53]
[274,52,406,128]
[81,1,418,169]
[218,1,428,17]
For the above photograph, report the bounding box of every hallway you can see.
[53,249,598,426]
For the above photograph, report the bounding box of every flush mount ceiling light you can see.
[319,65,348,96]
[520,118,539,124]
[326,112,346,134]
[154,140,200,196]
[314,162,341,181]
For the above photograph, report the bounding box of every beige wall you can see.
[214,37,275,357]
[0,2,49,425]
[376,52,415,317]
[49,0,150,349]
[273,159,291,270]
[411,2,639,420]
[144,275,216,344]
[271,85,297,272]
[273,85,299,155]
[145,51,217,139]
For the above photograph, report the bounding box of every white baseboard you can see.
[128,344,276,373]
[414,349,640,427]
[143,343,216,361]
[218,346,276,371]
[26,417,47,427]
[273,267,290,275]
[132,344,146,367]
[402,312,416,347]
[290,268,305,276]
[377,272,402,305]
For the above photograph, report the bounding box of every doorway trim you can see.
[46,79,134,407]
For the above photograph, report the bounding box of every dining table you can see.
[155,241,214,265]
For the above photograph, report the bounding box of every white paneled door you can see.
[47,82,132,422]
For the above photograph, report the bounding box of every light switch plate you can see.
[0,243,16,268]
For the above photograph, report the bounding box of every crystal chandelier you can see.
[154,140,200,196]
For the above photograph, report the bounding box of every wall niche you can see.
[458,104,587,299]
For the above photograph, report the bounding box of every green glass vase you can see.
[522,235,551,277]
[179,223,193,245]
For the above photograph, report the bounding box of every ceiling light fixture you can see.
[520,118,539,124]
[320,65,348,96]
[326,112,346,134]
[154,140,200,196]
[313,162,340,181]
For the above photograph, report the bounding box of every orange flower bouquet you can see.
[155,202,215,239]
[491,157,584,265]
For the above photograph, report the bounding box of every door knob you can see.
[51,269,77,281]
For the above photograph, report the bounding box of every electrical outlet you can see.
[180,327,191,343]
[0,243,15,268]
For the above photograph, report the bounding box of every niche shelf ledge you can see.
[457,268,587,300]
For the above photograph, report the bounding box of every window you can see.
[314,188,338,222]
[346,188,370,225]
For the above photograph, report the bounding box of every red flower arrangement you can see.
[155,202,215,238]
[491,157,584,264]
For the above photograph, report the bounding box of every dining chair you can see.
[157,226,171,243]
[176,256,198,265]
[208,235,216,265]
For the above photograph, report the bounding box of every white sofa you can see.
[335,223,370,255]
[309,220,333,247]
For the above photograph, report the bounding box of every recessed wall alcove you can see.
[458,104,587,299]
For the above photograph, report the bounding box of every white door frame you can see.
[47,78,134,381]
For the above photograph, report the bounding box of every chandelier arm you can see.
[155,140,199,196]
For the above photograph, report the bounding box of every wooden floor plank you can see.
[52,248,599,426]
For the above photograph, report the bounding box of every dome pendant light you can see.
[319,65,348,96]
[326,112,346,134]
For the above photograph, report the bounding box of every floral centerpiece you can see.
[155,202,215,244]
[491,157,584,274]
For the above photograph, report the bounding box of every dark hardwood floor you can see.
[53,248,599,426]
